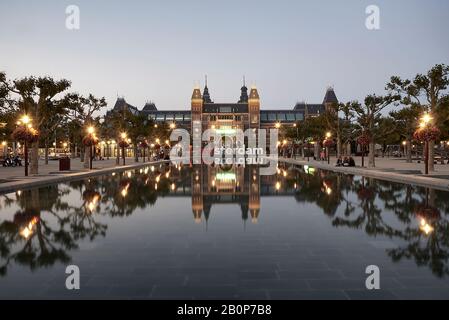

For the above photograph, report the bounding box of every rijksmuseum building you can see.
[111,81,338,138]
[108,82,337,223]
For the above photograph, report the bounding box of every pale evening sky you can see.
[0,0,448,113]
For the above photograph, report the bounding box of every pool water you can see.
[1,162,449,300]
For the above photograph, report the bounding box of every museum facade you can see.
[110,82,338,137]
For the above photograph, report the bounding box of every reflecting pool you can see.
[1,162,449,299]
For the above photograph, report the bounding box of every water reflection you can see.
[1,162,449,278]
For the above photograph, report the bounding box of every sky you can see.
[0,0,448,113]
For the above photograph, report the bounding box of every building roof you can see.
[323,87,338,104]
[293,102,325,115]
[249,86,259,100]
[142,102,157,111]
[203,86,212,103]
[192,87,202,100]
[239,85,248,103]
[112,98,139,115]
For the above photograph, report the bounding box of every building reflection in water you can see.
[192,164,260,226]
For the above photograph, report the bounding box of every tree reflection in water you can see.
[1,162,449,278]
[0,163,187,276]
[282,163,449,277]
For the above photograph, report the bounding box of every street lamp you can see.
[86,126,95,170]
[20,115,31,176]
[170,122,176,130]
[120,132,127,165]
[419,113,433,175]
[325,132,332,164]
[275,122,281,129]
[293,123,299,158]
[63,142,68,156]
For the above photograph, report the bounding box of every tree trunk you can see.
[84,146,90,169]
[30,142,39,175]
[44,142,49,165]
[368,142,375,168]
[116,147,120,165]
[428,140,435,171]
[346,142,351,156]
[406,140,412,163]
[337,135,341,158]
[314,142,320,160]
[301,145,305,159]
[134,144,139,162]
[72,145,77,159]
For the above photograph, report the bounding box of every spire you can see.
[323,86,338,104]
[238,75,249,103]
[203,74,212,103]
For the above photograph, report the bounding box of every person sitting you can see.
[348,157,356,167]
[13,155,22,166]
[343,157,349,167]
[320,151,325,161]
[336,156,343,167]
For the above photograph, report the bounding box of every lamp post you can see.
[420,114,432,175]
[325,131,332,164]
[63,142,68,157]
[1,141,6,159]
[293,123,299,158]
[401,141,407,158]
[121,132,127,166]
[87,126,95,170]
[21,115,31,177]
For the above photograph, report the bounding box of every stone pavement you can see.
[283,155,449,191]
[0,157,165,194]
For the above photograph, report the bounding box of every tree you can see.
[0,73,71,174]
[323,102,357,157]
[389,105,424,162]
[103,111,126,164]
[125,111,150,162]
[387,64,449,171]
[352,94,400,167]
[39,100,70,164]
[63,94,106,168]
[303,116,327,158]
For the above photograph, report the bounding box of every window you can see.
[175,114,184,121]
[277,113,286,121]
[286,113,295,121]
[295,113,304,121]
[156,114,165,121]
[261,113,268,121]
[165,114,174,121]
[268,113,277,121]
[184,114,191,121]
[148,114,156,120]
[220,107,232,113]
